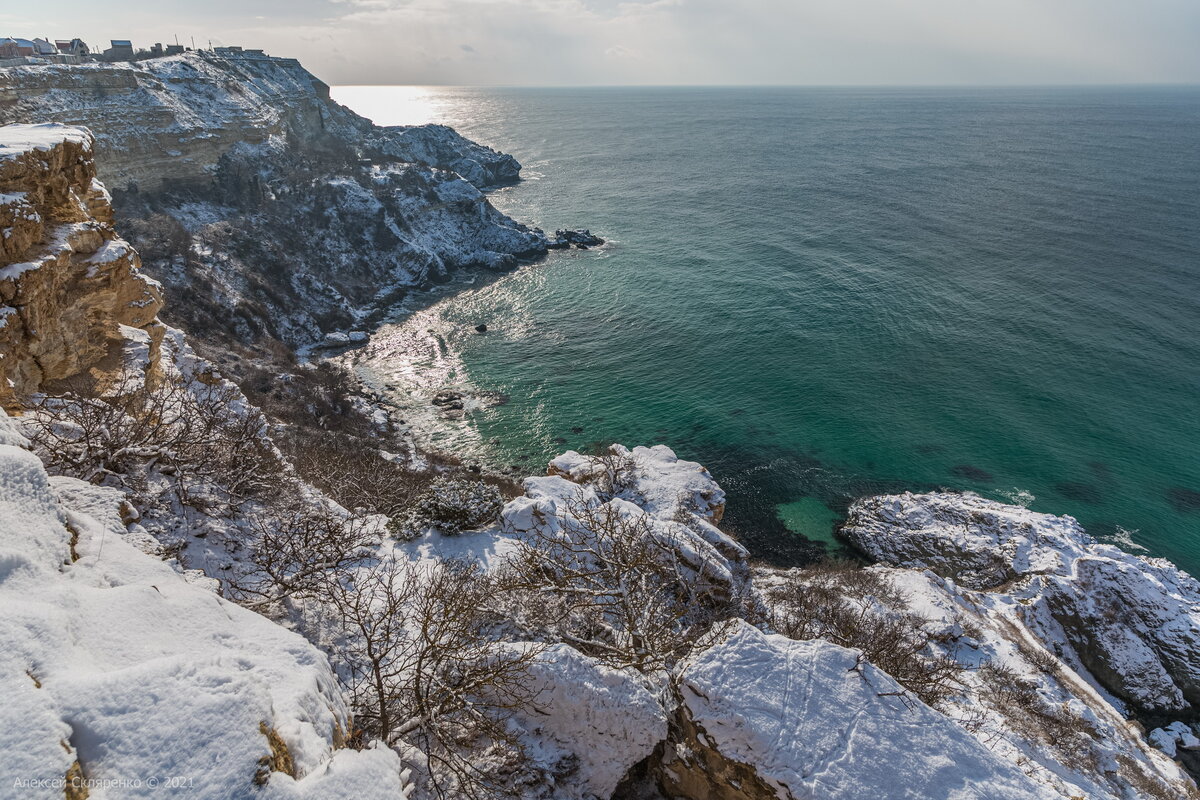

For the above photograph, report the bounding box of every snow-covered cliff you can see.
[844,491,1200,718]
[0,52,517,193]
[0,52,554,352]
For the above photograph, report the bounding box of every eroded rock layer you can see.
[0,123,163,409]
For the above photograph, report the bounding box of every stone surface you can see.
[844,491,1200,715]
[0,123,163,409]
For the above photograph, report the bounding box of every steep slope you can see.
[0,52,555,353]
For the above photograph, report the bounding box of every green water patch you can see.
[776,497,844,550]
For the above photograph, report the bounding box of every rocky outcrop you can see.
[375,123,521,189]
[0,53,568,352]
[0,123,163,409]
[844,491,1200,717]
[661,620,1055,800]
[547,229,605,249]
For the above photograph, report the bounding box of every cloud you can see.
[18,0,1200,85]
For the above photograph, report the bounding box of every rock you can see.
[430,389,463,407]
[474,323,488,332]
[844,491,1200,715]
[0,124,164,410]
[661,620,1054,800]
[550,228,605,249]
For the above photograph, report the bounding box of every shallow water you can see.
[337,85,1200,571]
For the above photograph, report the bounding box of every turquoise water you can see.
[336,86,1200,571]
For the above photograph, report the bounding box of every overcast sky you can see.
[8,0,1200,86]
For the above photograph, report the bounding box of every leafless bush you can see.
[281,428,436,518]
[22,368,278,513]
[241,360,379,438]
[502,493,733,672]
[326,558,543,799]
[767,561,966,708]
[977,660,1104,775]
[582,448,640,498]
[227,504,379,609]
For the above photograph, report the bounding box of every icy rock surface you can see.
[844,491,1200,715]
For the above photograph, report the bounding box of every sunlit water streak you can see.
[335,86,1200,571]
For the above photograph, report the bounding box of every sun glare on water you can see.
[331,85,444,127]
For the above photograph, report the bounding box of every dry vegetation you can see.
[765,561,966,709]
[502,493,739,673]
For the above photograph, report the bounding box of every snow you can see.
[0,406,410,799]
[514,644,667,799]
[1150,722,1200,758]
[677,620,1056,799]
[0,122,92,161]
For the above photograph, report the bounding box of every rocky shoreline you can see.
[3,57,1200,800]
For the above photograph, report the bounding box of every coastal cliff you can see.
[2,61,1200,800]
[0,52,548,354]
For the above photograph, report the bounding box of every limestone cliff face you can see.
[0,123,163,409]
[0,52,519,193]
[0,52,545,352]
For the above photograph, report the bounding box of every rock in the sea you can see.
[844,491,1200,715]
[475,323,488,332]
[548,228,605,249]
[430,389,465,412]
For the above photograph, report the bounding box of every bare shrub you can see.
[502,493,733,672]
[281,428,436,518]
[576,447,639,498]
[227,504,379,609]
[22,369,278,513]
[326,558,543,799]
[243,360,377,438]
[767,561,965,708]
[977,661,1103,774]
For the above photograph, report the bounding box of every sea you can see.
[332,85,1200,572]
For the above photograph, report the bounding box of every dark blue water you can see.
[338,86,1200,572]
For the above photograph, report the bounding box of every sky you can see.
[7,0,1200,86]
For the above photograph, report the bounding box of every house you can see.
[0,38,36,58]
[31,37,57,56]
[164,44,185,56]
[55,38,90,56]
[102,39,135,60]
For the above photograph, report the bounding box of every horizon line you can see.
[332,81,1200,90]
